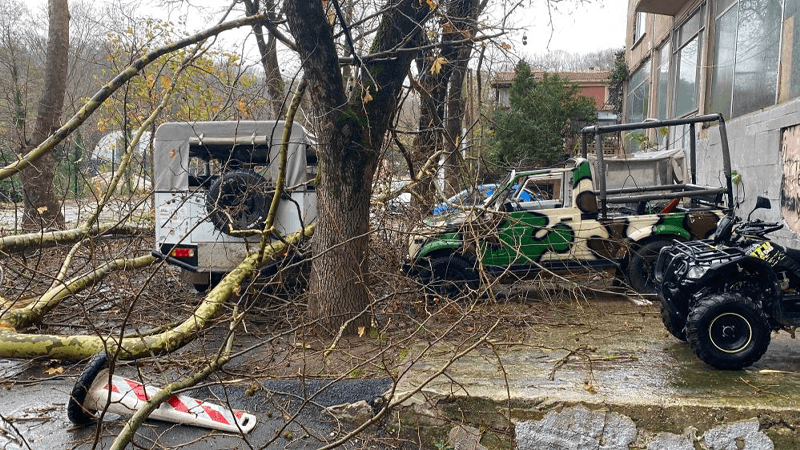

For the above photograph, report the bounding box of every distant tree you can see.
[526,48,619,72]
[490,61,596,170]
[607,49,627,114]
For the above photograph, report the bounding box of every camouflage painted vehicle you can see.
[406,115,735,294]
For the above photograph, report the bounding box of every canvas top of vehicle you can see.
[153,120,317,278]
[407,114,734,294]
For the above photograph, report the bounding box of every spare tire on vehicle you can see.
[206,169,274,235]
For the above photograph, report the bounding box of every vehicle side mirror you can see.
[747,195,772,221]
[754,196,771,211]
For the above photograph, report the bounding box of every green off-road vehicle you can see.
[405,115,735,295]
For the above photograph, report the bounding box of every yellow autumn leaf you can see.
[161,75,172,90]
[236,98,248,116]
[45,366,64,375]
[430,56,447,75]
[425,0,435,9]
[358,326,366,337]
[37,206,48,214]
[362,88,373,104]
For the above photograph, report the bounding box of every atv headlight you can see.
[685,265,708,280]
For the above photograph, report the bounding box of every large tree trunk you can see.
[20,0,68,230]
[286,0,429,334]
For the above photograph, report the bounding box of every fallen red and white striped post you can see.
[67,353,256,434]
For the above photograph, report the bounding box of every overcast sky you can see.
[27,0,628,71]
[510,0,628,55]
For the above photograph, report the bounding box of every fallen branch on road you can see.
[0,225,314,360]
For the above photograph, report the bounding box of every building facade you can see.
[626,0,800,245]
[492,69,614,114]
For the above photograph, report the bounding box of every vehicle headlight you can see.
[685,265,708,280]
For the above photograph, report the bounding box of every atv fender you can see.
[699,256,781,312]
[417,233,463,259]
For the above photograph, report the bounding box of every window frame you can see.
[710,0,785,118]
[634,12,647,45]
[671,5,705,118]
[626,60,651,124]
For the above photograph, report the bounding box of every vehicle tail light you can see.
[170,248,195,258]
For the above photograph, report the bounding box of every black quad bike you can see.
[655,196,800,369]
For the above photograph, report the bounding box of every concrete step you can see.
[390,298,800,449]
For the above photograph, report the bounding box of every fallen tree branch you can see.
[0,223,147,254]
[0,225,314,360]
[1,255,156,329]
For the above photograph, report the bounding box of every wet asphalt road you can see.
[0,364,395,449]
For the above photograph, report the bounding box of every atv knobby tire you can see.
[626,239,674,294]
[686,293,771,370]
[422,255,478,299]
[206,169,273,236]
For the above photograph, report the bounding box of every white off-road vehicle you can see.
[152,120,317,291]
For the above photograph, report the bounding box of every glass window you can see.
[711,3,738,117]
[673,7,704,117]
[679,9,703,46]
[626,62,650,123]
[634,13,646,43]
[655,42,671,119]
[709,0,783,118]
[675,37,700,116]
[732,0,782,116]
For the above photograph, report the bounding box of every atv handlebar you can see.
[735,220,783,237]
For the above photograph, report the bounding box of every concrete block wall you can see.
[696,98,800,248]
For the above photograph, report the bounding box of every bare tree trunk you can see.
[413,74,444,205]
[413,0,483,200]
[243,0,285,118]
[444,64,467,194]
[286,0,429,334]
[20,0,68,230]
[443,0,484,193]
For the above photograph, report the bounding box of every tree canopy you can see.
[490,61,597,170]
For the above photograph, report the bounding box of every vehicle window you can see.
[521,176,562,201]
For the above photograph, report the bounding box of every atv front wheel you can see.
[420,255,478,299]
[686,293,770,369]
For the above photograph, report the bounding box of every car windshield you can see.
[487,171,523,208]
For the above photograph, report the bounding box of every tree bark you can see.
[413,0,482,201]
[443,0,484,194]
[20,0,69,230]
[286,0,429,334]
[243,0,285,118]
